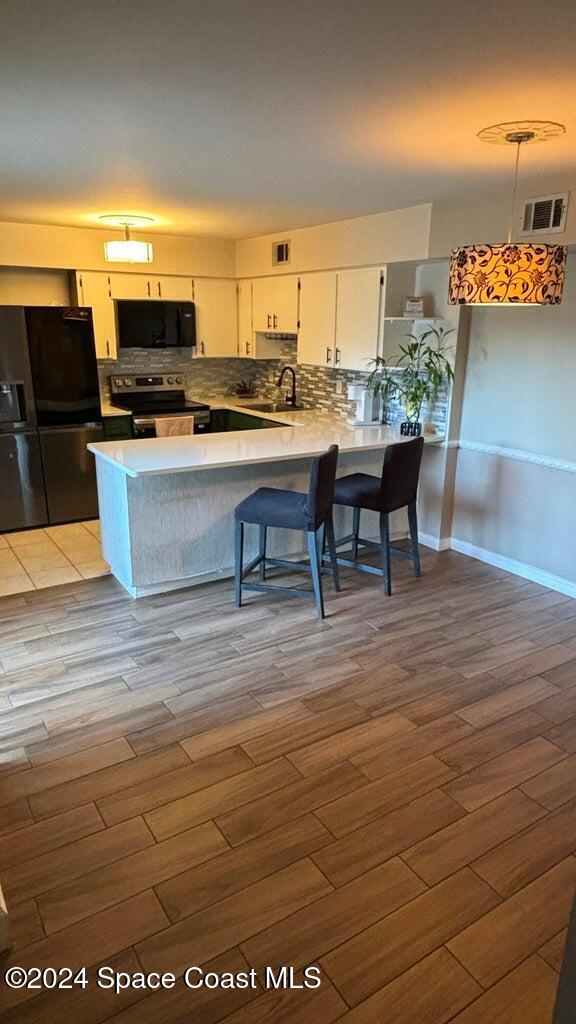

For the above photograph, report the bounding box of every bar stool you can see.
[328,437,424,596]
[234,444,340,619]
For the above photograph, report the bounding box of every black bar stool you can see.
[328,436,424,596]
[234,444,340,619]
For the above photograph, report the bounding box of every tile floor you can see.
[0,521,109,595]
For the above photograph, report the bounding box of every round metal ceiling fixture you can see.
[477,120,566,145]
[98,214,155,228]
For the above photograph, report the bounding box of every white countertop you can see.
[89,400,443,478]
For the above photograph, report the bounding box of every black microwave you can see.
[116,300,197,349]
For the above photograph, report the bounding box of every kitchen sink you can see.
[239,401,304,413]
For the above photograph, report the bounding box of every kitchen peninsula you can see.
[89,404,444,597]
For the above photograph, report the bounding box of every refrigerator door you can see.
[0,431,48,531]
[25,307,101,427]
[38,425,104,524]
[0,306,36,431]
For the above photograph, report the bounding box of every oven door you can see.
[133,412,210,438]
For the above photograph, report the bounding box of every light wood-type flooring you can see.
[0,547,574,1022]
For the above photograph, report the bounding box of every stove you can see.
[109,375,211,437]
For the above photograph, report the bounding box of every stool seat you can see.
[333,473,381,512]
[235,487,311,531]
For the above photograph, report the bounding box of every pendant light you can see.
[100,215,154,263]
[448,121,567,305]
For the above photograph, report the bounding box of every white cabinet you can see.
[238,280,286,359]
[193,278,238,357]
[75,271,117,359]
[297,272,337,367]
[335,268,384,371]
[109,273,192,301]
[252,276,298,333]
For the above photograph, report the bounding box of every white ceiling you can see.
[2,0,576,239]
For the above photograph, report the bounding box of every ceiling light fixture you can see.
[448,121,567,305]
[100,215,155,263]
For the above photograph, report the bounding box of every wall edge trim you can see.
[454,439,576,474]
[449,537,576,599]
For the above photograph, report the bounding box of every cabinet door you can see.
[193,279,238,357]
[156,276,193,301]
[297,272,337,367]
[108,273,151,299]
[335,268,383,371]
[251,278,275,333]
[76,272,117,359]
[272,276,299,333]
[237,280,253,358]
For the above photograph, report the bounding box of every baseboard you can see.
[418,532,451,552]
[450,537,576,599]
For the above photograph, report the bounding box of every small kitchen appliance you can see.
[346,384,382,426]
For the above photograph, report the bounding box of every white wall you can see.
[0,267,70,304]
[0,220,236,278]
[236,204,432,277]
[451,253,576,588]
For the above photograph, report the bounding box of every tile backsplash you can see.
[99,339,448,433]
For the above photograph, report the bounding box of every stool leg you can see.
[352,507,360,560]
[325,519,341,591]
[408,501,421,578]
[379,512,391,596]
[234,519,244,607]
[259,525,267,581]
[307,528,325,619]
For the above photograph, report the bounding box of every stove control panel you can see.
[110,375,185,393]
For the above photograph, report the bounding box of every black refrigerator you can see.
[0,306,104,531]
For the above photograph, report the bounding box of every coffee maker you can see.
[346,384,382,426]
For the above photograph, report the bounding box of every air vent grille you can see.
[272,239,291,265]
[521,193,568,234]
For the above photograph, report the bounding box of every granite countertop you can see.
[89,395,443,478]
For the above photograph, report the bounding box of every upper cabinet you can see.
[252,276,298,334]
[192,278,238,357]
[297,268,384,370]
[297,272,337,367]
[335,268,384,372]
[75,271,117,360]
[109,273,193,301]
[237,280,253,357]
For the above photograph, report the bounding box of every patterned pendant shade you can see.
[449,243,566,305]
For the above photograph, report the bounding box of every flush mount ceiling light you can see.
[449,121,567,305]
[99,215,155,263]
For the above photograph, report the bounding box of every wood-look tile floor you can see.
[0,547,574,1022]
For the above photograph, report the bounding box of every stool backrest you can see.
[306,444,339,527]
[381,437,424,512]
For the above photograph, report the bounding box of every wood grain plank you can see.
[146,757,302,842]
[447,857,576,987]
[287,712,415,775]
[442,737,567,812]
[437,709,546,774]
[448,955,558,1024]
[217,976,347,1024]
[156,813,331,922]
[37,820,228,933]
[241,857,425,972]
[320,867,499,1006]
[403,789,546,885]
[351,715,473,780]
[180,700,311,760]
[136,859,332,977]
[126,693,261,754]
[316,755,457,838]
[336,947,481,1024]
[313,789,465,887]
[242,703,369,764]
[520,752,576,809]
[0,738,135,807]
[28,742,191,820]
[454,676,560,728]
[0,802,103,869]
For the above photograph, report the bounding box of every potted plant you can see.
[367,325,454,436]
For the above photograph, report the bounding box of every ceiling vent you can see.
[520,193,568,234]
[272,239,291,266]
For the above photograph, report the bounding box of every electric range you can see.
[109,375,211,437]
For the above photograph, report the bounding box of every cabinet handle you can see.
[246,341,250,355]
[335,347,341,365]
[201,341,205,356]
[326,347,332,364]
[267,314,271,329]
[147,281,151,297]
[106,341,110,357]
[273,314,277,329]
[157,281,161,297]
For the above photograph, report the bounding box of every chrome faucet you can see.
[276,365,297,407]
